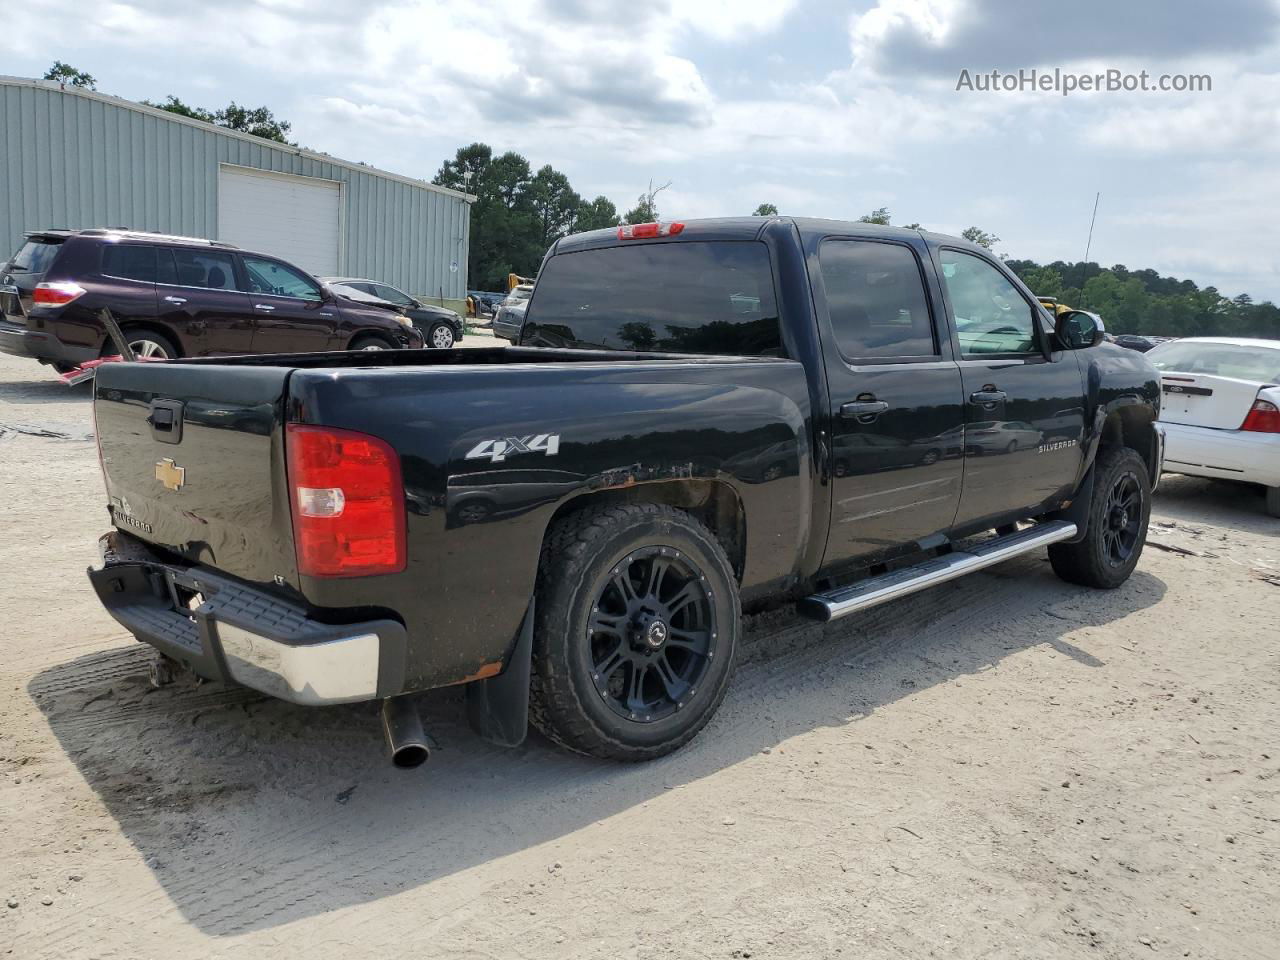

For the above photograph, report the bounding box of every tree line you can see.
[788,205,1278,339]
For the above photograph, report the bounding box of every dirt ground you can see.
[1,349,1277,960]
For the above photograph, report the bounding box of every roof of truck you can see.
[554,217,979,255]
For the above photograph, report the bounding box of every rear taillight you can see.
[617,221,685,240]
[285,424,406,577]
[1240,398,1280,433]
[32,281,87,306]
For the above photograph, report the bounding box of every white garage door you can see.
[217,166,341,276]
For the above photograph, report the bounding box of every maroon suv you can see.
[0,229,424,371]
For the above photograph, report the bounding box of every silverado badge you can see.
[155,458,186,491]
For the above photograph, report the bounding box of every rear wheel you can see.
[1265,485,1280,518]
[529,503,740,761]
[107,330,178,360]
[427,322,456,349]
[1049,446,1151,588]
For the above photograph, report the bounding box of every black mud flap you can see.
[1046,466,1094,544]
[465,599,533,748]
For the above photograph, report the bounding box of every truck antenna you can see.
[1083,191,1101,264]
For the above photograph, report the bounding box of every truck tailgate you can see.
[93,362,298,588]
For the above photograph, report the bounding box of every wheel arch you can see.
[101,321,184,358]
[540,479,747,583]
[1099,401,1159,480]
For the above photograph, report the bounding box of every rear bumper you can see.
[88,531,407,704]
[1160,420,1280,487]
[0,317,97,366]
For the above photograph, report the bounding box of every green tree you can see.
[527,165,582,252]
[752,203,778,216]
[961,226,1000,250]
[858,207,891,225]
[143,96,292,143]
[215,103,292,143]
[624,180,672,224]
[576,196,620,231]
[43,61,96,89]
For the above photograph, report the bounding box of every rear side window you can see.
[163,248,238,290]
[8,238,64,275]
[526,241,782,356]
[820,240,936,360]
[101,245,157,283]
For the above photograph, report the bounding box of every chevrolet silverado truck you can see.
[88,217,1163,765]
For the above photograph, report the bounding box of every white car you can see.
[1148,337,1280,516]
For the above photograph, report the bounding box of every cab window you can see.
[820,240,937,360]
[526,241,782,357]
[242,256,322,301]
[940,251,1038,356]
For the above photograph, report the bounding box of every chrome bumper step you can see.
[797,521,1078,622]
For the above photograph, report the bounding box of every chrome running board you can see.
[797,521,1078,623]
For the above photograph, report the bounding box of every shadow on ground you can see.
[30,556,1165,936]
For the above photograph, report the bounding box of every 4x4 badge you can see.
[155,458,186,491]
[465,434,560,463]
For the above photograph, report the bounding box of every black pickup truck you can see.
[88,217,1163,765]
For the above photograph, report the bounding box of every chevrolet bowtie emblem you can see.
[155,458,186,491]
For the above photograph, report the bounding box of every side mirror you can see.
[1056,310,1105,349]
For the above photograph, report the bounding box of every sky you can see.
[10,0,1280,300]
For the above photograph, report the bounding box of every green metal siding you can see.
[0,77,470,299]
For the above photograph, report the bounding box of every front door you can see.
[156,247,255,355]
[816,237,965,568]
[935,248,1086,528]
[239,255,339,353]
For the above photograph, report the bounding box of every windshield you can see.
[1148,340,1280,383]
[8,238,64,275]
[507,287,532,303]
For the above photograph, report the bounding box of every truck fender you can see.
[465,597,534,748]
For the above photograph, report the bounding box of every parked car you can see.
[0,229,423,370]
[1148,337,1280,516]
[1113,334,1158,353]
[86,217,1161,767]
[323,277,463,349]
[491,284,534,342]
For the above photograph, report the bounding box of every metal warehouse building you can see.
[0,76,472,311]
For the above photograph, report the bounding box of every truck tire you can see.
[529,503,740,761]
[1049,446,1151,589]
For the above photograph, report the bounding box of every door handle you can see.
[841,399,889,419]
[969,389,1008,406]
[254,303,276,311]
[163,296,187,305]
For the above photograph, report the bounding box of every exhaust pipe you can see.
[380,697,430,768]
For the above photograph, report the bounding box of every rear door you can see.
[239,254,339,353]
[936,247,1086,528]
[814,235,965,566]
[156,247,255,355]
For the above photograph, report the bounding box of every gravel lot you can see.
[1,349,1277,960]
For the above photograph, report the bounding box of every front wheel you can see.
[427,322,456,349]
[349,335,391,352]
[1049,446,1151,589]
[529,503,740,761]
